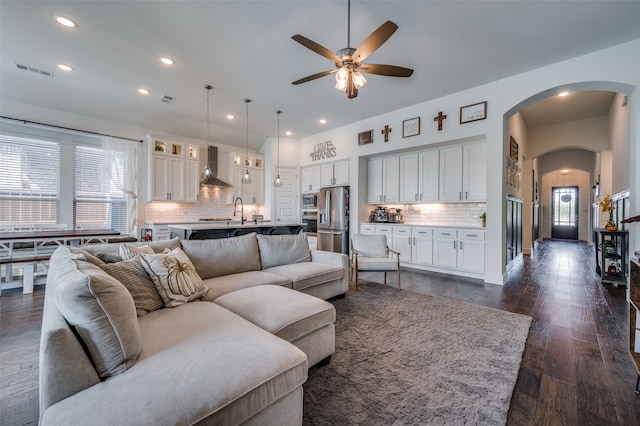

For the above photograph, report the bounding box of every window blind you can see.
[73,144,126,231]
[0,135,60,227]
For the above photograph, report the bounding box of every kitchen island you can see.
[169,222,304,240]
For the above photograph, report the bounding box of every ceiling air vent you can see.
[15,62,55,78]
[159,95,176,104]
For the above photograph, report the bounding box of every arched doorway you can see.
[503,81,633,262]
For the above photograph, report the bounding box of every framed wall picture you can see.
[509,136,519,160]
[402,117,420,138]
[358,129,373,146]
[459,101,487,124]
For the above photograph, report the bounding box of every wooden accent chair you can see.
[350,234,401,291]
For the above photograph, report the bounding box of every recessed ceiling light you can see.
[57,64,74,71]
[558,91,570,97]
[54,14,76,28]
[138,88,150,95]
[319,119,327,124]
[160,57,175,65]
[285,131,292,136]
[226,114,235,120]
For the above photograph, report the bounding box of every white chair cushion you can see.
[351,234,389,258]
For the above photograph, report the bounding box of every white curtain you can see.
[101,136,138,234]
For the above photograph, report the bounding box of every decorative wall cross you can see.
[381,125,392,142]
[434,111,447,131]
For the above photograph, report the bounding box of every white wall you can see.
[609,93,631,194]
[527,116,609,159]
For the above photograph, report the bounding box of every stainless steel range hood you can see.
[200,146,232,187]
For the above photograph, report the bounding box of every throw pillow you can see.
[119,244,154,261]
[180,233,261,279]
[139,247,208,307]
[95,252,123,264]
[53,252,141,378]
[256,234,311,269]
[100,257,165,316]
[68,247,105,266]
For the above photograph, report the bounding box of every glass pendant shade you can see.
[273,110,283,187]
[202,85,213,179]
[241,169,252,184]
[242,99,252,184]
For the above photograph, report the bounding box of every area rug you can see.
[303,282,532,426]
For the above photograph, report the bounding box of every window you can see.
[0,126,131,233]
[0,134,60,228]
[74,145,127,232]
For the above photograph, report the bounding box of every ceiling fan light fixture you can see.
[352,71,366,89]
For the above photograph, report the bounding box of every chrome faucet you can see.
[233,197,245,225]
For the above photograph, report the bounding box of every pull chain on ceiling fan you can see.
[291,0,413,99]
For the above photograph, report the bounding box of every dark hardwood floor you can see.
[1,239,639,425]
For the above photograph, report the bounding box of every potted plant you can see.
[598,194,617,231]
[479,212,486,228]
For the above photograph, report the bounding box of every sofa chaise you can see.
[38,233,349,425]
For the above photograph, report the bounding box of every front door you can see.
[551,186,579,240]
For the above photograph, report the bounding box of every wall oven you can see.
[302,212,317,233]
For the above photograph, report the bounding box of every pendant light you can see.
[241,98,252,184]
[201,85,213,180]
[273,110,283,187]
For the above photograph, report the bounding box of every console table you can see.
[630,258,640,393]
[595,229,628,286]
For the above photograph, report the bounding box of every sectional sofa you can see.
[39,233,349,425]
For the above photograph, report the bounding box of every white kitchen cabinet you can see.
[411,228,434,266]
[148,138,200,202]
[463,143,487,202]
[184,159,200,202]
[457,230,485,273]
[439,147,464,202]
[439,143,486,202]
[228,151,265,204]
[360,223,376,234]
[434,229,458,268]
[392,226,434,266]
[400,150,439,202]
[358,223,482,277]
[301,165,321,192]
[391,226,412,264]
[141,223,171,241]
[320,160,349,187]
[367,156,400,203]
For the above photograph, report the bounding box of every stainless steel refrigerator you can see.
[317,186,349,254]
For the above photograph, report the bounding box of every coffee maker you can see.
[369,206,389,222]
[388,208,404,223]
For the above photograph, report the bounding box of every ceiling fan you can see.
[291,0,413,99]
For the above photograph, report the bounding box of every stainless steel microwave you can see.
[302,194,317,207]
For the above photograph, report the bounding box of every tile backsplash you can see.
[368,203,487,228]
[144,187,265,223]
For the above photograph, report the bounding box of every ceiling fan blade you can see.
[359,63,414,77]
[352,21,398,64]
[292,35,341,63]
[292,69,336,85]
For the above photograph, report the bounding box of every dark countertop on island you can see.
[169,222,304,240]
